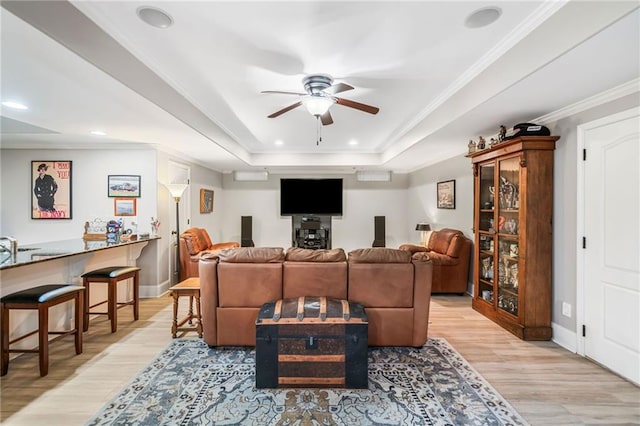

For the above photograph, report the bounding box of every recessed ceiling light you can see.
[137,6,173,29]
[1,101,28,110]
[465,7,502,29]
[348,140,359,146]
[90,130,107,136]
[275,140,284,146]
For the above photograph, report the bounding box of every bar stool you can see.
[169,277,202,338]
[1,284,84,377]
[82,266,140,333]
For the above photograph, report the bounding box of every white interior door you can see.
[580,108,640,385]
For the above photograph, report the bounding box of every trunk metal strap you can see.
[296,296,305,321]
[319,296,327,321]
[273,299,283,322]
[342,299,351,320]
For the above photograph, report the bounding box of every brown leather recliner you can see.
[200,247,285,346]
[179,227,239,281]
[348,248,432,347]
[283,247,348,299]
[399,228,471,294]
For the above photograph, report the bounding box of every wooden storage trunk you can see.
[256,296,368,388]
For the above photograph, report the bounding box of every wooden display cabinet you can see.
[468,136,559,340]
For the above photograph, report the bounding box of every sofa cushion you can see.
[285,247,346,262]
[428,228,460,255]
[348,247,411,263]
[348,263,414,307]
[218,247,284,263]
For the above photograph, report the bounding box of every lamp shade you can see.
[165,183,188,199]
[302,96,335,116]
[415,223,431,231]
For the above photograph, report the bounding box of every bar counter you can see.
[0,236,160,270]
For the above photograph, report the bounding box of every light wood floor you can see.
[1,295,638,425]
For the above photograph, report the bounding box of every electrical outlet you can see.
[562,302,572,318]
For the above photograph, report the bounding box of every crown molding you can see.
[536,77,640,125]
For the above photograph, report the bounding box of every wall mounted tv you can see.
[280,178,343,216]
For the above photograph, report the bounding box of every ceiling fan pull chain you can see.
[316,116,321,146]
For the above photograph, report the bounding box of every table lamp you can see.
[415,223,431,247]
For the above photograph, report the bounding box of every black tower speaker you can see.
[372,216,385,247]
[241,216,254,247]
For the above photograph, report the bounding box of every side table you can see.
[169,277,202,338]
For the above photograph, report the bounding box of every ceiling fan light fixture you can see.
[302,96,335,116]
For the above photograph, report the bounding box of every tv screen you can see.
[280,178,343,216]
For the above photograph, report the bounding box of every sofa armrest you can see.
[199,256,219,346]
[398,244,430,255]
[209,241,240,251]
[412,255,433,347]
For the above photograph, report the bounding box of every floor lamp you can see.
[416,223,431,247]
[165,183,188,283]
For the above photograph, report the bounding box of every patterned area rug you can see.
[88,338,528,425]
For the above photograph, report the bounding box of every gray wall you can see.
[407,154,475,293]
[546,92,639,333]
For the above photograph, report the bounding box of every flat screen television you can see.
[280,178,343,216]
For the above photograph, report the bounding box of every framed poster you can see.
[114,198,137,216]
[108,175,141,197]
[200,189,214,213]
[31,160,72,219]
[437,180,456,209]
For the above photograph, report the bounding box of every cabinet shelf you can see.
[470,136,558,341]
[499,286,518,296]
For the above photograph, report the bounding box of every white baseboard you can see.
[552,322,578,353]
[140,279,171,298]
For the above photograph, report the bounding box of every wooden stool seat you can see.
[169,277,202,338]
[82,266,140,333]
[1,284,84,377]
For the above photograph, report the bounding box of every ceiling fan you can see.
[262,74,379,125]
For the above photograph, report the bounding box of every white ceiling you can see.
[1,1,638,174]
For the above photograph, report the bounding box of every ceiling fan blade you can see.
[323,82,354,95]
[268,101,303,118]
[261,90,306,96]
[335,97,380,114]
[320,110,334,126]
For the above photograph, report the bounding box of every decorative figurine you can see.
[467,139,476,154]
[499,125,507,142]
[489,138,497,148]
[150,217,160,236]
[477,136,486,150]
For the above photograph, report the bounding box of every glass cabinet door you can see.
[477,163,496,304]
[497,156,520,316]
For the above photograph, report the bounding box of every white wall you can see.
[0,148,157,244]
[220,173,410,253]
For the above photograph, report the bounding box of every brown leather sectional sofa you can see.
[399,228,471,294]
[199,246,433,347]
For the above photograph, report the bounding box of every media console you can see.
[291,215,331,250]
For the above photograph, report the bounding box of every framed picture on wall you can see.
[437,179,456,209]
[108,175,141,197]
[114,198,137,216]
[31,160,72,219]
[200,189,214,213]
